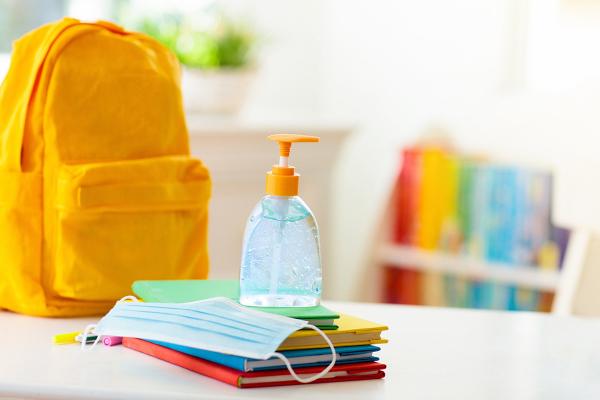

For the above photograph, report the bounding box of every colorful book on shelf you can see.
[390,147,422,305]
[438,152,460,308]
[132,279,339,329]
[551,226,570,269]
[469,164,493,308]
[149,341,380,372]
[457,159,475,246]
[469,162,489,261]
[383,266,399,304]
[538,291,555,312]
[416,147,444,250]
[439,153,459,251]
[394,147,420,244]
[443,274,469,308]
[395,268,421,305]
[123,338,386,388]
[447,159,475,308]
[486,166,518,309]
[485,166,518,264]
[514,169,530,265]
[418,148,445,306]
[508,287,539,311]
[386,145,565,312]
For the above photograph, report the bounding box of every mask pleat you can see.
[112,311,275,344]
[119,305,281,335]
[109,314,289,352]
[94,298,308,361]
[120,302,288,333]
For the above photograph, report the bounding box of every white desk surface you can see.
[2,301,600,400]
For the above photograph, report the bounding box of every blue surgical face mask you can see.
[81,297,336,384]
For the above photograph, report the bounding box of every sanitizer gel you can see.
[240,134,322,307]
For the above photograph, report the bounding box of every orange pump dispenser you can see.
[265,134,320,196]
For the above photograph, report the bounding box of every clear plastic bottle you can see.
[239,134,322,307]
[239,195,322,307]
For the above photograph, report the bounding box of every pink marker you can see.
[102,336,123,346]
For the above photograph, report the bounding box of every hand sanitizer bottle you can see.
[240,134,322,307]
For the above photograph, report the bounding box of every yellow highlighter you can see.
[53,331,81,345]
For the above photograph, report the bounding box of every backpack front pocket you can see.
[52,156,210,301]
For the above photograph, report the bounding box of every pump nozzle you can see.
[268,134,320,167]
[266,134,320,196]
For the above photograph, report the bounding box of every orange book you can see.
[396,269,422,305]
[395,148,423,305]
[394,148,421,244]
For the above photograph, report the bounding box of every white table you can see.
[2,301,600,400]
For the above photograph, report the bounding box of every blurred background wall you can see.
[2,0,600,302]
[322,0,600,299]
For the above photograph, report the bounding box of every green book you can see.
[132,280,339,329]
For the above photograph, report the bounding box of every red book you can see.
[388,147,423,305]
[383,266,397,303]
[123,338,386,388]
[397,269,422,305]
[394,147,421,244]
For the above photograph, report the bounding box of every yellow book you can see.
[416,148,444,249]
[417,148,446,306]
[277,314,388,351]
[440,153,459,250]
[538,241,560,271]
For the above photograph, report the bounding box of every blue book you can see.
[149,341,380,372]
[485,166,519,309]
[469,164,494,308]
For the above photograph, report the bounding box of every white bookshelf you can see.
[361,180,582,310]
[377,243,561,291]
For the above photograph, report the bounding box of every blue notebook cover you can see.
[149,341,380,372]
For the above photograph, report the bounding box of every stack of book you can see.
[123,280,388,388]
[385,145,570,311]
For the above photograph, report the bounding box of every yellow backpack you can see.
[0,18,211,316]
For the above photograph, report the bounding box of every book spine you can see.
[486,167,518,309]
[123,338,242,387]
[392,147,422,305]
[240,371,386,388]
[394,148,420,244]
[453,160,475,308]
[418,148,445,306]
[438,152,460,307]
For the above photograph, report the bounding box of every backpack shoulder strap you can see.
[0,18,106,172]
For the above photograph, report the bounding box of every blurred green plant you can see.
[138,14,254,69]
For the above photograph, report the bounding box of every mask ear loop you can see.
[81,295,139,351]
[117,295,140,303]
[80,323,101,351]
[270,324,337,384]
